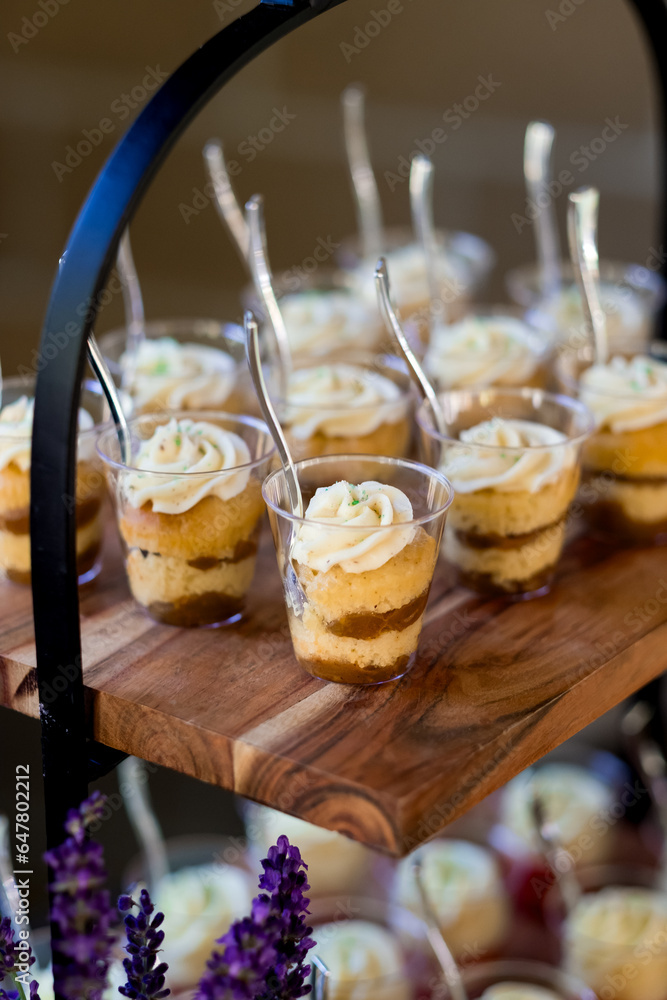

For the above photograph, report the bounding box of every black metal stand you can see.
[26,0,667,988]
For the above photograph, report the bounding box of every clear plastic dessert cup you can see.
[270,354,414,468]
[555,342,667,546]
[422,307,555,391]
[553,865,667,1000]
[262,455,454,685]
[0,376,109,586]
[242,268,387,358]
[98,411,275,627]
[437,959,596,1000]
[308,895,435,1000]
[506,261,665,356]
[98,318,248,416]
[417,388,593,598]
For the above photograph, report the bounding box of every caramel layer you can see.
[147,592,245,628]
[297,653,411,686]
[584,501,667,546]
[186,534,259,570]
[455,517,565,551]
[0,493,103,535]
[326,587,430,640]
[5,540,102,587]
[455,563,556,597]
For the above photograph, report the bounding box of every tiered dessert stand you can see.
[2,0,667,966]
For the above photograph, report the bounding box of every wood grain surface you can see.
[1,521,666,856]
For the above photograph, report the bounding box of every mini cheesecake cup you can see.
[0,377,108,586]
[417,388,593,598]
[263,455,453,685]
[556,345,667,546]
[98,411,274,628]
[99,318,248,416]
[438,960,596,1000]
[273,356,414,468]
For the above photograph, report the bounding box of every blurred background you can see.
[0,0,663,929]
[0,0,661,375]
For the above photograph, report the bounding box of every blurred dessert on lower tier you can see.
[277,361,412,465]
[244,803,379,898]
[395,838,510,962]
[98,412,273,627]
[99,319,246,415]
[478,986,562,1000]
[572,352,667,545]
[0,377,106,585]
[563,882,667,1000]
[309,918,411,1000]
[423,311,552,391]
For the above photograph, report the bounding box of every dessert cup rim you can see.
[262,453,454,527]
[416,387,595,449]
[339,224,496,272]
[506,258,667,307]
[557,341,667,400]
[0,376,112,441]
[96,409,276,475]
[273,356,413,410]
[98,317,244,375]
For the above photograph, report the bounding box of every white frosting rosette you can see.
[355,242,467,315]
[0,396,95,471]
[544,282,649,353]
[500,764,614,860]
[292,480,415,573]
[281,290,383,356]
[283,364,406,439]
[579,355,667,432]
[396,839,509,960]
[440,419,575,495]
[121,336,236,411]
[565,886,667,1000]
[310,920,411,1000]
[123,418,251,513]
[424,316,544,388]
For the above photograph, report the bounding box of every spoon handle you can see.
[116,228,145,355]
[567,187,608,364]
[245,194,292,389]
[118,757,169,892]
[413,860,469,1000]
[203,138,250,265]
[87,331,132,466]
[524,121,561,300]
[375,258,447,438]
[342,84,383,261]
[410,154,444,327]
[245,311,303,518]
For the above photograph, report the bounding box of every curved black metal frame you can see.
[27,0,667,982]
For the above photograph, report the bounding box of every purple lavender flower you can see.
[43,791,117,1000]
[118,889,170,1000]
[195,835,314,1000]
[0,916,40,1000]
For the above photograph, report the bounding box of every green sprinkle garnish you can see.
[350,499,359,505]
[174,435,181,446]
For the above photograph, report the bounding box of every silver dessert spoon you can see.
[413,858,469,1000]
[311,955,330,1000]
[410,154,445,334]
[118,756,169,892]
[203,138,250,266]
[245,194,292,395]
[116,227,145,365]
[524,121,561,301]
[567,187,609,365]
[342,84,383,262]
[87,331,132,465]
[375,257,447,439]
[621,700,667,878]
[531,789,581,916]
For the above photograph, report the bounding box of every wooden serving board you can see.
[1,520,666,856]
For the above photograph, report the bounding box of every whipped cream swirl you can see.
[121,337,236,410]
[281,290,382,356]
[545,282,647,351]
[284,364,406,439]
[398,840,504,923]
[357,242,465,313]
[0,396,94,471]
[310,920,409,1000]
[292,480,415,573]
[567,886,667,948]
[441,418,575,494]
[579,354,667,432]
[480,986,561,1000]
[124,418,251,513]
[424,316,543,388]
